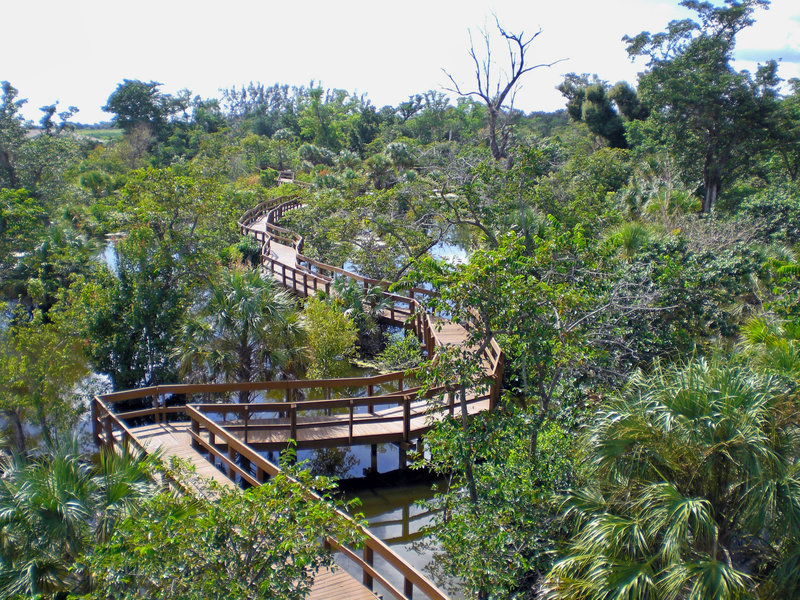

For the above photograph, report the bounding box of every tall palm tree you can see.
[177,268,304,401]
[541,357,800,600]
[0,437,159,598]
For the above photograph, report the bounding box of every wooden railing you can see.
[92,392,450,600]
[91,396,147,451]
[184,404,449,600]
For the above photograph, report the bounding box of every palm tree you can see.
[177,267,304,401]
[740,316,800,379]
[331,275,389,354]
[541,357,800,600]
[0,437,159,598]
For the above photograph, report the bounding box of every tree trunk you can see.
[488,110,502,161]
[459,385,479,506]
[702,164,721,213]
[6,410,26,453]
[0,148,19,188]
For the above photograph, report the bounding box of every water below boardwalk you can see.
[340,480,464,599]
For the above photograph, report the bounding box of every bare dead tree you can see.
[443,17,564,160]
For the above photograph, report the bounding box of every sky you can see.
[3,0,800,124]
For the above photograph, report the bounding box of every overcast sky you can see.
[4,0,799,124]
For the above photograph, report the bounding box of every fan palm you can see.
[0,437,159,598]
[177,267,304,401]
[331,275,389,353]
[740,316,800,379]
[541,357,800,600]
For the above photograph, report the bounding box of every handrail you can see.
[91,397,147,451]
[99,370,414,404]
[185,405,449,600]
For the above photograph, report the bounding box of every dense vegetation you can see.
[1,0,799,598]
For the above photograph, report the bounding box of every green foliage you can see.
[0,439,159,598]
[0,188,44,288]
[4,223,97,313]
[79,230,187,390]
[558,74,638,148]
[376,332,423,371]
[0,303,89,452]
[542,356,800,600]
[738,182,800,244]
[102,79,184,139]
[625,0,775,212]
[330,276,389,353]
[177,268,302,396]
[301,296,357,379]
[418,408,574,599]
[83,463,364,600]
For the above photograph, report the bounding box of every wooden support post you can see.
[348,399,354,444]
[91,400,101,448]
[404,578,414,599]
[371,444,378,473]
[367,384,374,413]
[290,404,297,442]
[399,444,407,470]
[449,389,455,416]
[363,546,374,589]
[403,399,411,444]
[191,418,200,450]
[104,416,114,448]
[227,446,236,480]
[256,466,266,483]
[243,406,249,444]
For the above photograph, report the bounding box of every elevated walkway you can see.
[91,195,504,600]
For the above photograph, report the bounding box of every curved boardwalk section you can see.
[91,195,504,600]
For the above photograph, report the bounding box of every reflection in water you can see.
[307,447,359,478]
[340,481,463,599]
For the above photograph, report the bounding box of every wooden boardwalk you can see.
[92,196,504,600]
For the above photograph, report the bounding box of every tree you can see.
[417,409,573,599]
[102,79,181,139]
[558,74,647,148]
[424,230,604,451]
[0,81,27,189]
[624,0,776,213]
[301,296,357,379]
[81,230,187,390]
[444,17,562,160]
[84,462,364,600]
[177,268,302,401]
[0,304,89,452]
[765,78,800,182]
[0,439,159,598]
[541,357,800,600]
[0,188,43,290]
